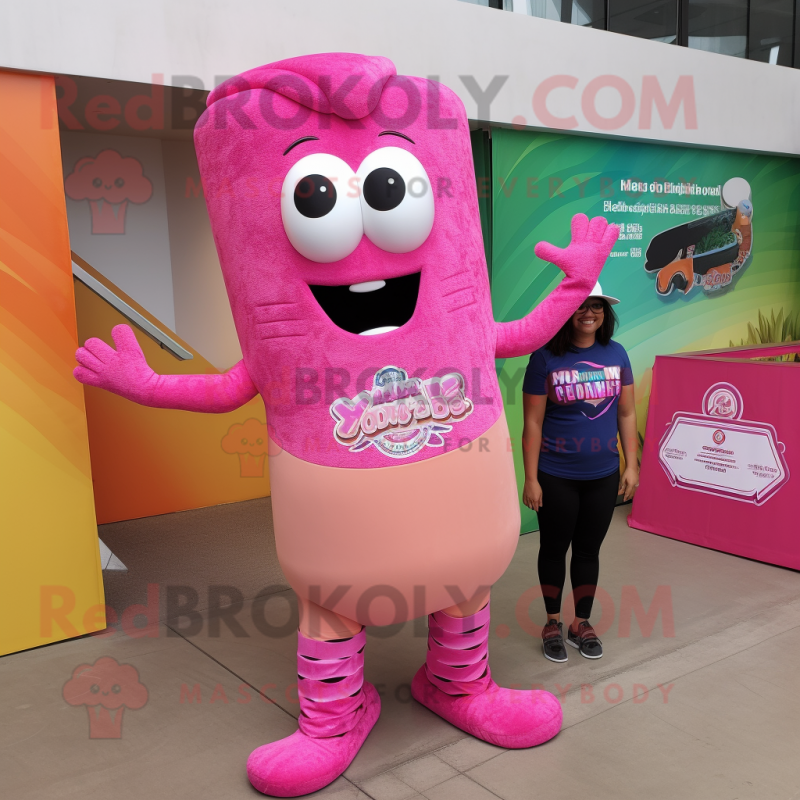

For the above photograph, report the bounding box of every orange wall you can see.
[73,256,270,523]
[0,72,105,655]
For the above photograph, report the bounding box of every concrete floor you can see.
[2,499,799,800]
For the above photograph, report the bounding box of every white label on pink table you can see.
[657,381,789,505]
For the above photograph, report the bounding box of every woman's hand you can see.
[619,466,639,502]
[522,479,543,512]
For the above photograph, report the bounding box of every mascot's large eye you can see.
[294,175,336,218]
[281,153,363,263]
[356,147,434,254]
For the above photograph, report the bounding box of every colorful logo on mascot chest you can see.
[329,366,473,458]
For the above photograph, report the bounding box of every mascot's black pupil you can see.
[364,168,405,211]
[294,174,336,218]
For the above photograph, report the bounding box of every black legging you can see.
[536,469,619,620]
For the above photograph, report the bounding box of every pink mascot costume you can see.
[74,54,618,796]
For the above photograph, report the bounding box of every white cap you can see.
[588,281,620,305]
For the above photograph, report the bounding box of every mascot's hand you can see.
[74,324,157,402]
[534,213,619,284]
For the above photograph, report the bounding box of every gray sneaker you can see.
[542,619,568,663]
[566,621,603,659]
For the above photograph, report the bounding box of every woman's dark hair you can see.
[544,298,618,357]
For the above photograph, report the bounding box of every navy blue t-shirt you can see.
[522,340,634,479]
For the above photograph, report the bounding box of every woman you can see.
[521,282,639,662]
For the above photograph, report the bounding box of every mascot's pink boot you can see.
[411,603,562,748]
[247,629,380,797]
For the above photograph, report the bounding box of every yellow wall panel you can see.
[0,72,104,656]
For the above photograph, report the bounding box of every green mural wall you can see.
[490,128,800,533]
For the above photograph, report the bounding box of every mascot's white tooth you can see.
[349,280,386,293]
[359,325,398,336]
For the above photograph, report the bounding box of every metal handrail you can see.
[72,260,193,361]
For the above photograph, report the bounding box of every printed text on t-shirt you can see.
[549,366,622,404]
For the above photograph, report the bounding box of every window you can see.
[688,0,748,57]
[608,0,679,42]
[502,0,605,24]
[749,0,794,65]
[457,0,800,67]
[460,0,504,8]
[568,0,606,26]
[526,0,563,21]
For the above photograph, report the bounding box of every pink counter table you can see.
[629,343,799,570]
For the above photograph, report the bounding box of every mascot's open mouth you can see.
[309,272,420,336]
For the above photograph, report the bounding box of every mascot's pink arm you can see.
[74,324,257,413]
[74,215,618,408]
[495,214,620,359]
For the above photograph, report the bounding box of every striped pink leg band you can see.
[425,602,492,696]
[297,628,367,737]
